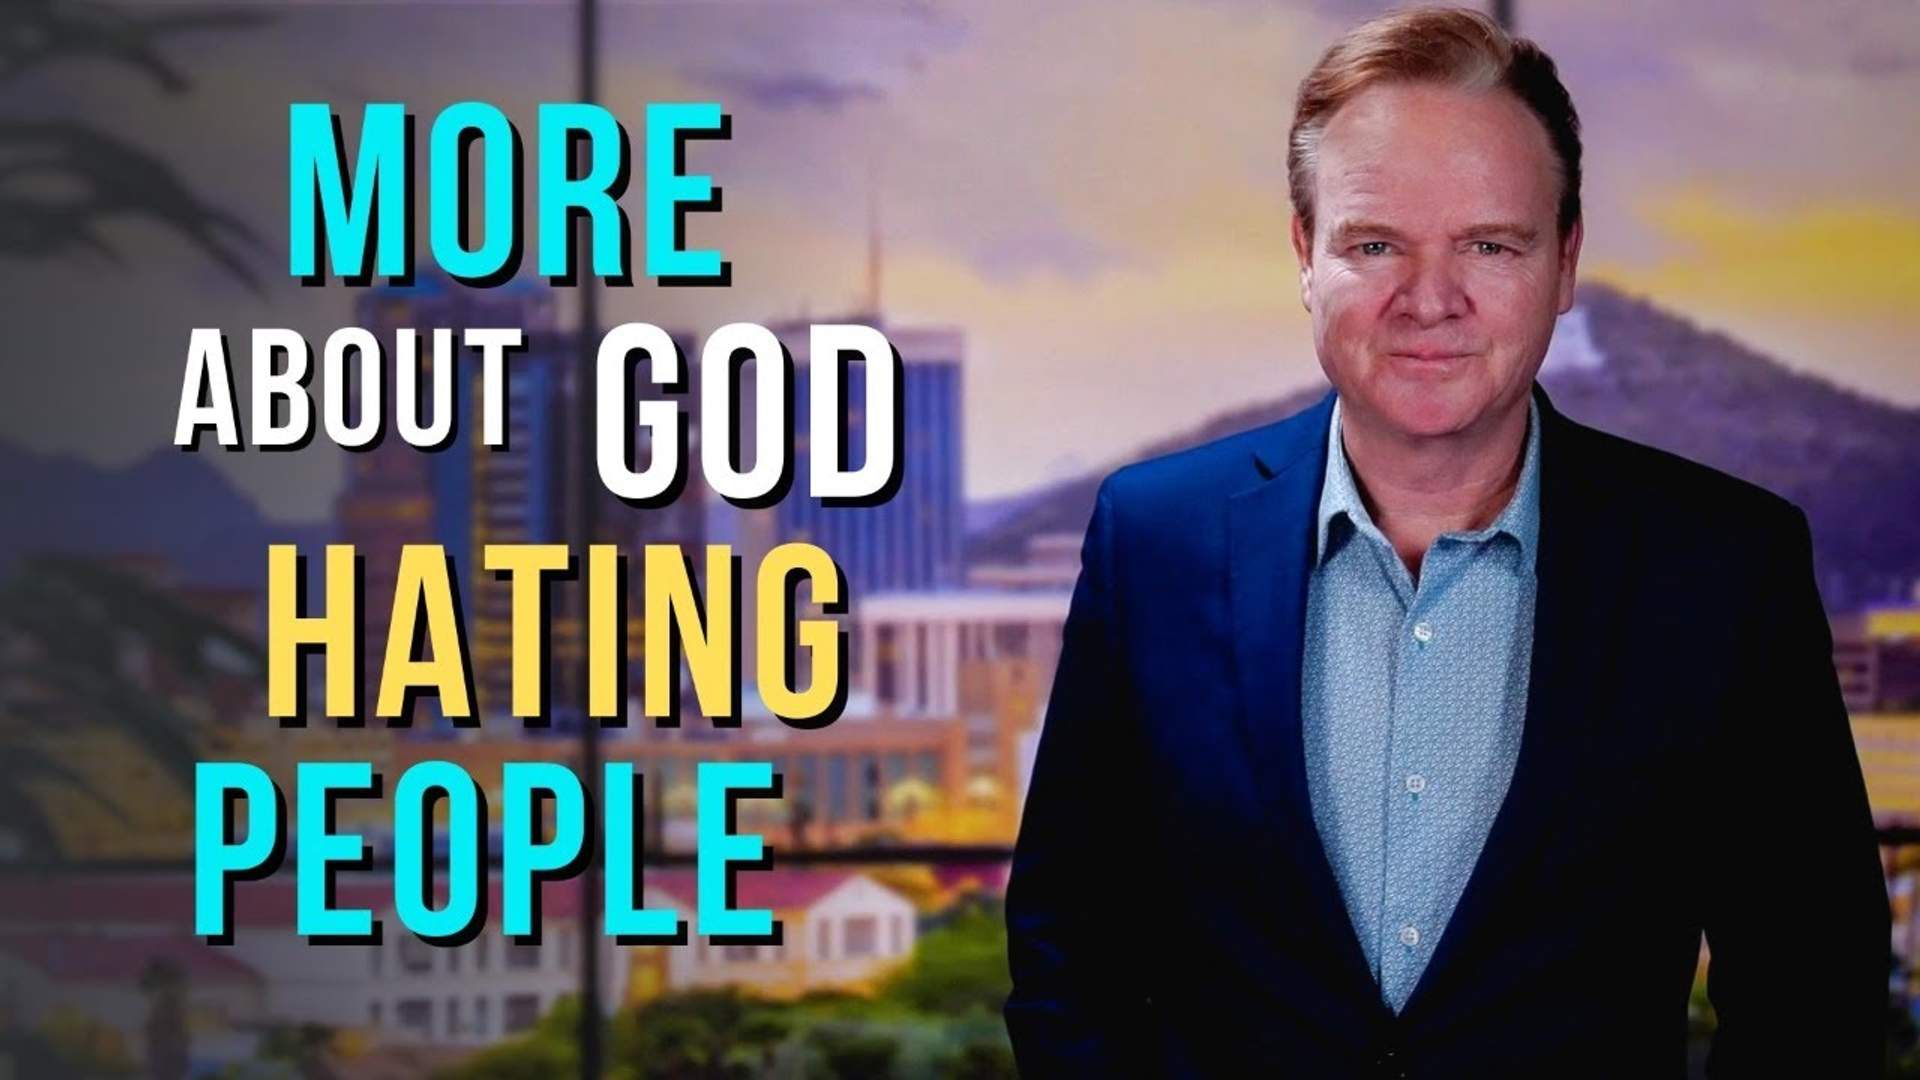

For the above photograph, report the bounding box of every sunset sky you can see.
[5,0,1916,520]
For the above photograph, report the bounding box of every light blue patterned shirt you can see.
[1301,396,1542,1013]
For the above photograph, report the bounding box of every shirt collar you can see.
[1314,394,1543,569]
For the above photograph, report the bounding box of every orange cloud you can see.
[1588,188,1920,405]
[1591,188,1920,318]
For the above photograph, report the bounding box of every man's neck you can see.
[1339,399,1531,579]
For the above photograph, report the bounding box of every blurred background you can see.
[0,0,1916,1076]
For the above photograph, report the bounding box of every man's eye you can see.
[1471,241,1510,256]
[1356,241,1391,256]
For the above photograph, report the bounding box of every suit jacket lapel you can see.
[1401,385,1632,1021]
[1226,390,1382,1005]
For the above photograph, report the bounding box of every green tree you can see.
[935,1040,1017,1080]
[139,958,188,1080]
[254,1021,335,1080]
[1,0,268,287]
[609,989,776,1079]
[802,1026,898,1080]
[0,743,111,854]
[877,905,1009,1017]
[0,557,263,859]
[436,1036,577,1080]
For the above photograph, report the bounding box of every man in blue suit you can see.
[1004,8,1889,1077]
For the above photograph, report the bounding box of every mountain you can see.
[968,283,1920,611]
[0,441,331,588]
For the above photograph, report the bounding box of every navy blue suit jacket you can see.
[1004,386,1889,1078]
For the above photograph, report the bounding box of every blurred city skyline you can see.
[3,0,1916,523]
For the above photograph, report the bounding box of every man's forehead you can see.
[1321,165,1536,210]
[1320,94,1552,174]
[1322,80,1546,143]
[1319,164,1545,224]
[1313,84,1560,224]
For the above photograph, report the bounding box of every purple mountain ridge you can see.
[966,283,1920,613]
[0,441,331,588]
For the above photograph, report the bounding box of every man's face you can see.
[1292,81,1581,440]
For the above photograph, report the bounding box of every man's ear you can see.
[1289,213,1315,312]
[1556,216,1584,314]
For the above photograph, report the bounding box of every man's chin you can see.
[1360,383,1491,440]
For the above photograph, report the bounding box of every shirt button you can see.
[1411,621,1434,644]
[1405,773,1427,795]
[1398,925,1421,947]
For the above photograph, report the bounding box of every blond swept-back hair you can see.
[1287,6,1582,241]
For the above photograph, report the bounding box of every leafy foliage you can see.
[0,1,269,288]
[0,556,264,859]
[435,901,1018,1080]
[876,903,1009,1017]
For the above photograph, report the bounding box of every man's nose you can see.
[1392,254,1470,326]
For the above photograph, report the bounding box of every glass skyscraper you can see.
[770,318,965,598]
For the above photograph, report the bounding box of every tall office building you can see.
[767,317,965,598]
[335,275,705,729]
[444,314,570,725]
[335,276,558,725]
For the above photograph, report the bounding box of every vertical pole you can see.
[576,0,603,1076]
[1491,0,1515,31]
